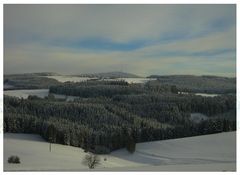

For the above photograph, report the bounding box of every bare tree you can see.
[82,153,100,169]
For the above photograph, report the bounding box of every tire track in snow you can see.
[135,150,235,166]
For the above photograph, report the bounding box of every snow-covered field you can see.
[4,89,49,99]
[195,93,219,97]
[4,132,236,171]
[178,92,219,97]
[4,133,140,171]
[46,76,96,83]
[4,89,78,101]
[46,75,156,84]
[104,78,156,84]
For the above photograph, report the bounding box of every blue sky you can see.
[4,4,236,77]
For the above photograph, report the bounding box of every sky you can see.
[4,4,236,77]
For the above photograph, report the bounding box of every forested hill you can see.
[147,75,236,94]
[5,79,236,154]
[4,74,61,90]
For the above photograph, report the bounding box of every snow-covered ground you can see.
[46,75,156,84]
[4,89,79,101]
[4,89,49,99]
[4,132,236,171]
[178,92,219,97]
[195,93,219,97]
[103,78,156,84]
[4,133,140,171]
[46,76,96,83]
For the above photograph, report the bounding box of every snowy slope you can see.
[4,132,236,171]
[4,134,141,171]
[111,132,236,166]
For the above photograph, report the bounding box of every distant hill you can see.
[78,72,141,78]
[5,72,60,76]
[147,75,236,94]
[4,73,61,90]
[31,72,60,76]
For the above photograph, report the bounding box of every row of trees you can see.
[49,82,144,98]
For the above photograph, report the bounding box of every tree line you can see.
[148,75,236,94]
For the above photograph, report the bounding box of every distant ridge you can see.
[5,71,140,78]
[5,72,60,76]
[148,74,235,79]
[76,71,141,78]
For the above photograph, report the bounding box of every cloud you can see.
[4,4,235,44]
[4,4,236,77]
